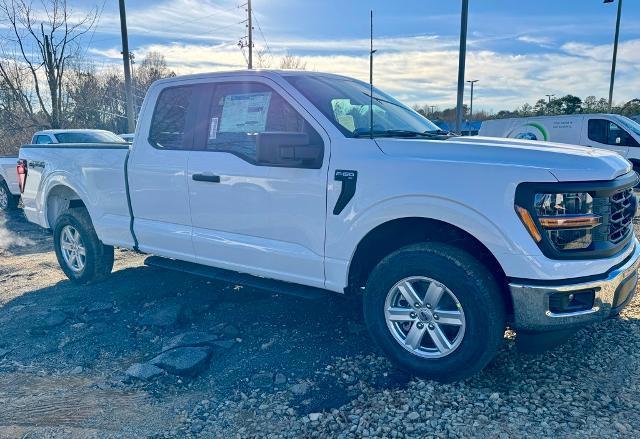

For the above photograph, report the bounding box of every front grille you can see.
[608,188,635,244]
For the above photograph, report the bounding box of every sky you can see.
[62,1,640,111]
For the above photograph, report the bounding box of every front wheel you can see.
[0,181,17,211]
[53,207,114,284]
[363,242,506,382]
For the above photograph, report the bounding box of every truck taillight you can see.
[17,159,27,194]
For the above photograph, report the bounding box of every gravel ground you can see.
[1,209,640,438]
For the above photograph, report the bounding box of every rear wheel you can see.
[0,181,17,211]
[53,207,114,284]
[363,242,506,382]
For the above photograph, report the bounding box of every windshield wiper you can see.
[353,129,455,139]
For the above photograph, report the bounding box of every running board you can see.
[144,256,328,301]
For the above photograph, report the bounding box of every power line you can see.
[252,11,271,58]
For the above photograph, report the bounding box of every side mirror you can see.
[256,132,322,168]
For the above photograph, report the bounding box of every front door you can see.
[187,78,329,288]
[584,118,630,157]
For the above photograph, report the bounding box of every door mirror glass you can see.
[616,137,622,145]
[256,132,322,167]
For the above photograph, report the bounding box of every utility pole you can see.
[455,0,469,134]
[545,94,555,104]
[430,105,436,117]
[247,0,253,69]
[466,79,478,135]
[118,0,135,133]
[605,0,623,112]
[239,0,254,69]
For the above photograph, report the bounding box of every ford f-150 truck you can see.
[0,155,20,211]
[18,71,640,381]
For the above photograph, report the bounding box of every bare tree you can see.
[0,0,97,128]
[279,53,307,70]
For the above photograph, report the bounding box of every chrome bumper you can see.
[509,240,640,332]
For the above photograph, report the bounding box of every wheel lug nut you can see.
[425,304,432,309]
[416,322,424,329]
[410,312,417,319]
[414,303,421,308]
[433,314,439,320]
[428,323,435,330]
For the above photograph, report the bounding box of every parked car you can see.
[0,155,19,211]
[31,129,128,145]
[18,70,639,381]
[480,114,640,173]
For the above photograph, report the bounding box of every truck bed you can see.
[18,143,134,247]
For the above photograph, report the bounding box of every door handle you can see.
[192,174,221,183]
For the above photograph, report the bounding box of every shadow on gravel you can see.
[0,261,384,417]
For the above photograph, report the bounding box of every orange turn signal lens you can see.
[516,206,542,242]
[538,215,602,230]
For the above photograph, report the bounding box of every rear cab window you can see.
[149,86,197,150]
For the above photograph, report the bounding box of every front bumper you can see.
[508,239,640,332]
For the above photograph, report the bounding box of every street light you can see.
[466,80,478,135]
[604,0,623,112]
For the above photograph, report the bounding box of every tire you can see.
[363,242,506,382]
[0,181,17,211]
[53,207,114,284]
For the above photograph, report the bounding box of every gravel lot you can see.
[1,209,640,438]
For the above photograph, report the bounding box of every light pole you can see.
[455,0,469,134]
[545,94,555,104]
[604,0,623,112]
[466,79,478,135]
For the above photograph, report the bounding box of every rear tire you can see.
[0,181,17,211]
[53,207,114,284]
[363,242,506,382]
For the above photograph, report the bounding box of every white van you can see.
[480,114,640,171]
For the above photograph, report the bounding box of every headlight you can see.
[516,192,602,251]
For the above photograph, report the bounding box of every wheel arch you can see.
[346,217,513,315]
[45,184,86,229]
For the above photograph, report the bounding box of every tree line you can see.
[413,95,640,125]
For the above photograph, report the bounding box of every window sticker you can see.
[219,92,272,133]
[209,117,218,140]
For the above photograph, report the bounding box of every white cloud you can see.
[90,35,640,112]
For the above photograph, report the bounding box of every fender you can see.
[325,195,544,292]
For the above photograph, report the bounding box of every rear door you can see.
[584,117,629,157]
[127,83,199,261]
[187,77,329,288]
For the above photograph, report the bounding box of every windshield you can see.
[613,115,640,138]
[54,131,127,144]
[285,75,441,138]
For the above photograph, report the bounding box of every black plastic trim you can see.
[515,171,639,260]
[333,170,357,215]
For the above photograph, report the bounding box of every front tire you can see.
[0,181,17,211]
[363,243,506,382]
[53,207,114,284]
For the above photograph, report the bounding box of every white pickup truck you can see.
[0,156,20,211]
[18,71,640,381]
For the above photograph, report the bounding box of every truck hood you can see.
[375,135,631,182]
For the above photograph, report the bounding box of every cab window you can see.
[149,86,196,149]
[204,82,324,168]
[35,135,52,144]
[588,119,638,146]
